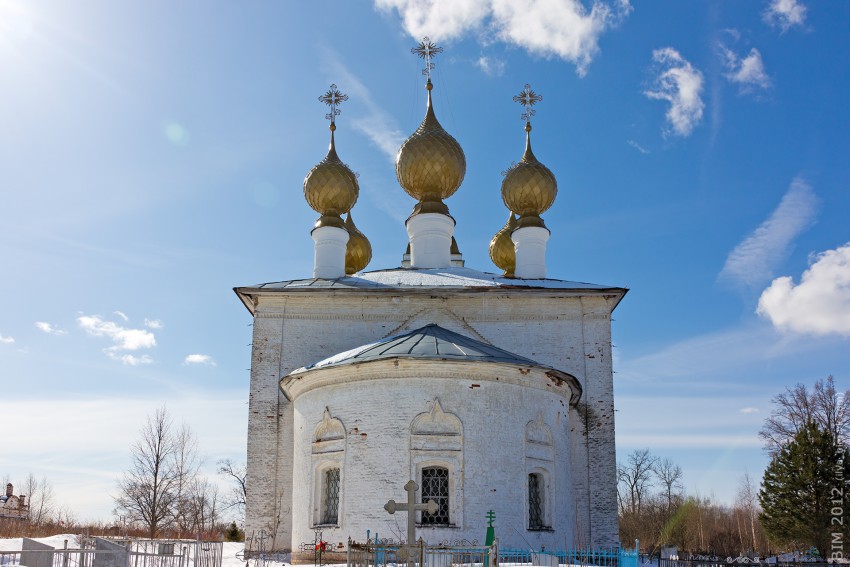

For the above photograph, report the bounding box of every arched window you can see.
[526,414,554,531]
[410,399,463,527]
[420,466,450,525]
[528,473,546,529]
[312,408,345,527]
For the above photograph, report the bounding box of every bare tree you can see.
[217,459,247,521]
[23,473,55,525]
[653,458,684,513]
[173,423,201,537]
[760,375,850,454]
[737,472,759,552]
[114,406,193,538]
[617,449,657,516]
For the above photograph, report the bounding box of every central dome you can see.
[395,81,466,215]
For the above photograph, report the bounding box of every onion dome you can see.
[489,213,517,277]
[303,126,359,229]
[344,212,371,275]
[395,79,466,216]
[500,122,557,229]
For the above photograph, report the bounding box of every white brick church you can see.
[234,45,626,556]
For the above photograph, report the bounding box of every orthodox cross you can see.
[384,479,438,563]
[319,84,348,127]
[411,37,443,80]
[486,509,496,527]
[512,83,543,125]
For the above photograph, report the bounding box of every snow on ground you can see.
[0,534,81,552]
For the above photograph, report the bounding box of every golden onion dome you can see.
[501,123,557,229]
[303,126,359,229]
[489,213,517,277]
[344,212,371,275]
[396,80,466,215]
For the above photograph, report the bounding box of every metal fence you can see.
[347,539,498,567]
[347,540,639,567]
[0,538,223,567]
[499,547,638,567]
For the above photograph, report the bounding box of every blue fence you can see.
[498,546,639,567]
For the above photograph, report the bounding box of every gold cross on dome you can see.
[512,83,543,123]
[411,37,443,80]
[318,84,349,126]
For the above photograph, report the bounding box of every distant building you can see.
[234,43,626,557]
[0,483,28,520]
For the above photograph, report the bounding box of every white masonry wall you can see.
[290,367,574,550]
[244,289,619,551]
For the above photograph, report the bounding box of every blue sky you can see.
[1,0,848,523]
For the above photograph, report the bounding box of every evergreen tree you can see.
[759,421,850,556]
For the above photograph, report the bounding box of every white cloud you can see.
[719,45,771,93]
[375,0,632,76]
[144,318,163,329]
[113,310,129,322]
[476,56,505,77]
[757,242,850,337]
[77,314,157,364]
[764,0,806,32]
[627,139,649,154]
[739,407,760,414]
[183,353,216,366]
[719,177,818,288]
[112,353,154,366]
[644,47,704,137]
[375,0,490,41]
[0,334,14,344]
[35,321,68,336]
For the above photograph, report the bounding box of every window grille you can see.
[421,467,450,525]
[528,473,545,529]
[321,468,340,524]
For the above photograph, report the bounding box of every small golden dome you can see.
[489,213,517,277]
[396,81,466,215]
[501,123,557,229]
[304,128,359,229]
[344,212,371,275]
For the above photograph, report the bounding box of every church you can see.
[234,40,626,558]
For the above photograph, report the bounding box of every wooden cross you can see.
[384,479,438,562]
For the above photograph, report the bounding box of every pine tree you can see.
[759,421,850,557]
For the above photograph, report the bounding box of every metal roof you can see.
[295,323,539,373]
[241,266,621,291]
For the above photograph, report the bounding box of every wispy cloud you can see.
[758,242,850,337]
[719,177,818,288]
[375,0,632,77]
[183,353,216,366]
[476,56,505,77]
[627,139,650,154]
[764,0,807,32]
[320,48,405,162]
[320,47,412,222]
[35,321,68,336]
[739,407,760,414]
[113,310,129,322]
[644,48,704,137]
[0,334,14,344]
[718,45,771,94]
[144,318,163,329]
[78,314,157,365]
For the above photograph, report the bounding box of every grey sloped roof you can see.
[296,323,538,373]
[240,266,621,291]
